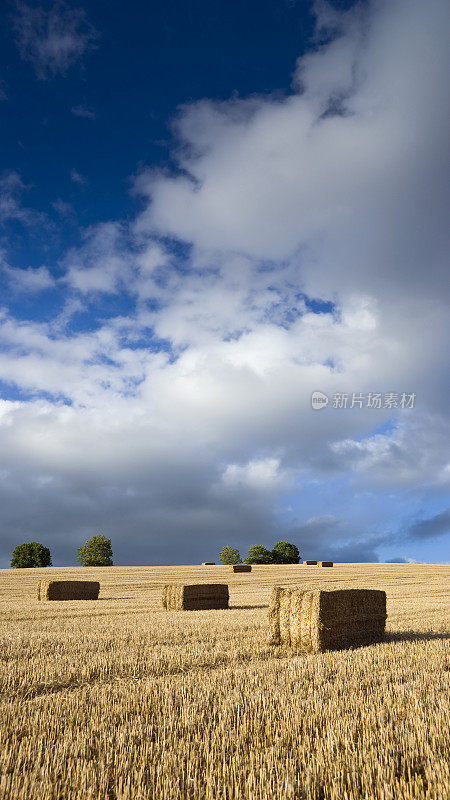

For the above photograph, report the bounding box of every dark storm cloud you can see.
[406,508,450,541]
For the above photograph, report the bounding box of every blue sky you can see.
[0,0,449,567]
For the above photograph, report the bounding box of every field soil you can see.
[1,563,449,800]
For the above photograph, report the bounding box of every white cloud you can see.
[0,171,45,227]
[51,197,76,220]
[63,221,132,295]
[331,414,450,487]
[0,0,449,565]
[13,1,97,79]
[134,0,449,305]
[70,168,87,186]
[222,458,286,490]
[1,263,55,293]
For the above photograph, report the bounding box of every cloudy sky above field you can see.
[0,0,449,567]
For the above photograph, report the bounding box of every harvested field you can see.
[37,580,100,601]
[162,583,229,610]
[0,563,449,800]
[268,587,386,652]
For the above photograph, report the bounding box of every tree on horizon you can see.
[271,541,300,564]
[11,542,52,568]
[77,534,113,567]
[244,545,273,564]
[219,545,241,565]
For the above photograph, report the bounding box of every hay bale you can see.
[268,587,283,644]
[37,580,100,601]
[303,560,318,565]
[319,561,334,567]
[268,587,386,652]
[202,562,216,565]
[229,564,252,573]
[162,584,229,610]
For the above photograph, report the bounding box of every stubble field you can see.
[0,563,449,800]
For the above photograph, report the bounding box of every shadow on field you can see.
[386,630,450,643]
[231,604,268,610]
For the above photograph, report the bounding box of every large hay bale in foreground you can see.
[303,560,318,565]
[319,561,333,567]
[37,580,100,601]
[229,564,252,573]
[162,584,229,610]
[202,562,215,565]
[268,587,386,652]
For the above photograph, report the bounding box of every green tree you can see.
[10,542,52,568]
[244,545,273,565]
[271,541,300,564]
[219,545,241,565]
[77,534,113,567]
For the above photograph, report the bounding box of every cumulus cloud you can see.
[330,415,450,487]
[63,222,128,294]
[222,458,288,491]
[0,171,45,227]
[135,0,449,304]
[1,262,55,293]
[13,1,97,79]
[0,0,449,566]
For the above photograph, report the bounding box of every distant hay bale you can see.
[303,560,318,565]
[37,580,100,601]
[229,564,252,573]
[268,587,386,652]
[202,562,216,565]
[319,561,334,567]
[162,584,229,611]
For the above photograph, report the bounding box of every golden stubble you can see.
[0,563,449,800]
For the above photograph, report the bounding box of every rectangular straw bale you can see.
[268,587,386,652]
[162,583,229,610]
[268,587,283,644]
[37,580,100,601]
[319,561,334,567]
[279,588,294,645]
[202,562,216,565]
[303,560,318,565]
[229,564,252,572]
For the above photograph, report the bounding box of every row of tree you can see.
[10,536,301,568]
[10,535,113,568]
[219,541,300,565]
